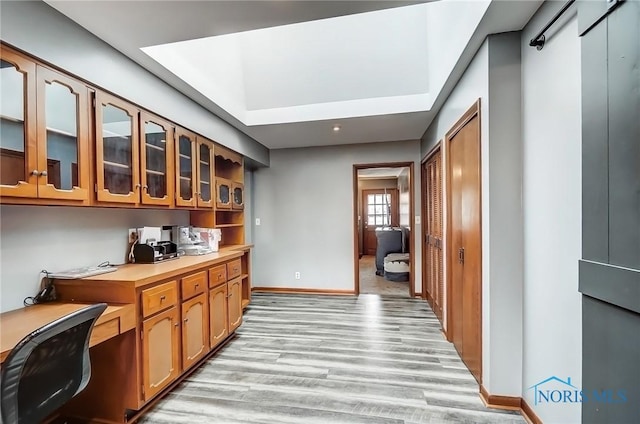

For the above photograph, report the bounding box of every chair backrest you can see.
[0,303,107,424]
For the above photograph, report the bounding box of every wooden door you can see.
[196,136,214,208]
[181,293,209,370]
[423,147,444,322]
[140,112,174,206]
[0,47,38,198]
[362,188,399,256]
[36,66,90,201]
[447,101,482,383]
[175,127,197,207]
[209,283,228,349]
[227,278,242,333]
[95,91,140,204]
[141,307,180,401]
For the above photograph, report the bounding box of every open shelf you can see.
[241,299,250,309]
[216,223,242,228]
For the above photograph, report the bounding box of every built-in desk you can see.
[48,248,252,423]
[0,302,135,364]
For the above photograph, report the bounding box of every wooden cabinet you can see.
[95,91,140,204]
[232,182,244,210]
[215,177,232,209]
[0,47,91,203]
[175,127,197,207]
[196,136,215,208]
[53,252,249,422]
[227,277,243,333]
[208,282,228,349]
[140,112,174,206]
[181,293,208,370]
[180,271,208,369]
[96,96,175,206]
[141,306,180,401]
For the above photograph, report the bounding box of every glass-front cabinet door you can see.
[196,136,214,208]
[175,127,196,207]
[36,66,90,201]
[215,177,232,209]
[95,92,139,203]
[0,47,38,198]
[140,112,173,206]
[231,182,244,210]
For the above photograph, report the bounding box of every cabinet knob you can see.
[174,322,179,328]
[160,295,166,302]
[143,185,148,191]
[40,171,47,177]
[183,318,189,323]
[194,283,199,288]
[31,170,40,176]
[135,183,141,190]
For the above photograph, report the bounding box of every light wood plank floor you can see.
[139,293,524,424]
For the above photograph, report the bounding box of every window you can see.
[366,193,392,226]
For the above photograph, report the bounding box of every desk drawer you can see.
[90,317,120,346]
[181,271,207,300]
[209,265,227,288]
[142,281,178,318]
[227,259,242,280]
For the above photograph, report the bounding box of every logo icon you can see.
[528,376,628,405]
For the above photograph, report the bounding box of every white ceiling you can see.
[44,0,542,150]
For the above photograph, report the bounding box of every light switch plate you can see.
[255,218,261,226]
[415,216,421,225]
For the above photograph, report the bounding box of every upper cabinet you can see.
[141,112,174,206]
[96,92,175,206]
[196,136,215,208]
[0,47,91,202]
[95,92,140,204]
[175,127,197,208]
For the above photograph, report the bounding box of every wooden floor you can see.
[139,293,524,424]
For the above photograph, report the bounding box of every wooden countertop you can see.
[60,250,245,288]
[0,302,135,364]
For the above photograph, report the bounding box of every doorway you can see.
[446,100,482,383]
[353,162,415,297]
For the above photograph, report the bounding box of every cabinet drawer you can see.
[141,281,178,318]
[181,271,207,300]
[90,317,120,346]
[226,259,241,280]
[209,264,227,288]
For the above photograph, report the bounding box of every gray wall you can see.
[253,140,421,292]
[0,0,268,166]
[0,205,190,312]
[420,32,525,397]
[521,3,582,422]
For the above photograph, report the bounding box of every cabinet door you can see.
[196,136,214,208]
[209,283,228,349]
[0,47,38,198]
[95,91,140,204]
[35,66,90,201]
[142,307,180,401]
[140,112,174,206]
[181,293,209,370]
[231,182,244,210]
[227,278,243,333]
[215,177,232,209]
[175,127,196,207]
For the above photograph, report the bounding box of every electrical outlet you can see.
[128,228,138,243]
[295,272,301,280]
[255,218,261,226]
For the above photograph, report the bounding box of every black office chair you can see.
[0,303,107,424]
